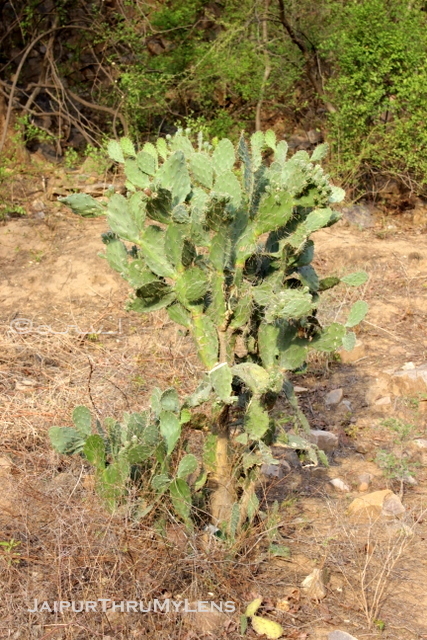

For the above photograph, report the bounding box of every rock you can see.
[389,363,427,395]
[308,429,338,453]
[270,447,301,468]
[348,489,405,520]
[325,388,344,405]
[402,361,416,370]
[330,478,350,492]
[307,129,323,145]
[357,473,372,492]
[358,472,372,484]
[354,441,370,454]
[261,461,291,479]
[341,204,376,229]
[30,199,45,212]
[413,438,427,449]
[340,400,352,411]
[301,568,327,600]
[338,340,366,364]
[375,396,391,406]
[288,133,311,150]
[358,482,369,492]
[294,386,309,393]
[328,632,359,640]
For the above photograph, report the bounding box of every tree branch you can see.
[275,0,336,113]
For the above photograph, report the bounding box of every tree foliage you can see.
[1,0,427,192]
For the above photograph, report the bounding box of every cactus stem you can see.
[210,405,235,526]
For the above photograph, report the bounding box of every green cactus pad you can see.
[190,152,213,189]
[105,239,128,274]
[107,194,141,244]
[244,399,269,440]
[192,315,219,369]
[212,138,235,174]
[175,266,209,304]
[136,150,157,175]
[140,225,176,278]
[124,159,150,189]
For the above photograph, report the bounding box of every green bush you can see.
[322,0,427,189]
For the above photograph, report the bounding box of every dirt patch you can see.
[1,206,427,639]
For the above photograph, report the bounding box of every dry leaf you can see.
[252,615,284,639]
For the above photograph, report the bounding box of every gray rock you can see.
[325,388,344,405]
[328,632,359,640]
[308,429,338,452]
[270,447,301,468]
[261,460,291,479]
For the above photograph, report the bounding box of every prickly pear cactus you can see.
[62,130,368,442]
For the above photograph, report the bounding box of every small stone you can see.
[325,388,344,405]
[31,199,45,212]
[382,492,406,517]
[354,441,370,454]
[413,438,427,449]
[358,482,369,492]
[340,400,352,411]
[308,429,338,452]
[301,568,327,600]
[328,632,359,640]
[338,340,366,364]
[330,478,350,492]
[261,461,291,479]
[402,361,416,370]
[358,472,372,485]
[294,386,309,393]
[375,396,391,406]
[348,489,405,520]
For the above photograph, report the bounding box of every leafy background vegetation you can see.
[1,0,427,195]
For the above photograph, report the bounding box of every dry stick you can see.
[0,24,85,153]
[44,88,96,145]
[255,0,272,132]
[67,88,129,137]
[275,0,336,114]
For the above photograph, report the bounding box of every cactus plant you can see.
[49,389,195,521]
[60,129,368,531]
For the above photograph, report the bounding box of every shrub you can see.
[322,0,427,190]
[57,129,368,533]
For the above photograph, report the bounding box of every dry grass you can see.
[1,214,427,639]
